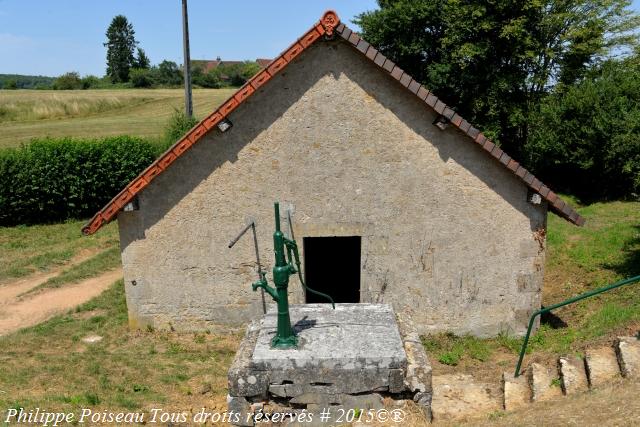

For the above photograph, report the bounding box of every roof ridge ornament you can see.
[321,10,339,36]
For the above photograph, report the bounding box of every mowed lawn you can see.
[0,88,235,148]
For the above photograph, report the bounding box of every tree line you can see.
[357,0,640,199]
[1,15,261,90]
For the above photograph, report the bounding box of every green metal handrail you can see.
[514,273,640,377]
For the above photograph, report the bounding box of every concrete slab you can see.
[616,336,640,378]
[559,356,588,395]
[502,372,531,411]
[585,346,621,387]
[527,363,562,402]
[431,374,501,421]
[252,303,406,370]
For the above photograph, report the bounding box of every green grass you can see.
[0,280,241,412]
[20,247,121,296]
[0,220,119,282]
[0,88,235,148]
[422,333,492,366]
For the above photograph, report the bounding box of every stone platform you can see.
[227,304,432,426]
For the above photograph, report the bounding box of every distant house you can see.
[192,57,272,74]
[83,11,583,338]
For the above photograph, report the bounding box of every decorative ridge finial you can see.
[321,10,340,36]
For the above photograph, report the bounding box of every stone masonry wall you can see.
[117,39,547,337]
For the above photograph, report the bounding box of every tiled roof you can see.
[82,10,583,235]
[256,58,272,68]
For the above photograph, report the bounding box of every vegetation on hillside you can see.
[0,74,55,90]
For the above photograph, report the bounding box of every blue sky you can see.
[1,0,638,77]
[0,1,377,76]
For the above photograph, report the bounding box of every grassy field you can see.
[0,89,235,148]
[0,199,638,418]
[0,220,118,282]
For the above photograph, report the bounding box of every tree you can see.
[133,48,151,69]
[526,55,640,199]
[156,60,183,86]
[104,15,138,83]
[356,0,640,157]
[129,68,155,88]
[53,72,83,90]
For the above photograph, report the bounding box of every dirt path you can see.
[0,249,102,303]
[0,269,122,336]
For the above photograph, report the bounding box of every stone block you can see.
[389,368,406,393]
[227,395,254,427]
[585,346,620,387]
[616,336,640,378]
[413,391,433,422]
[558,356,588,395]
[431,374,501,421]
[403,332,433,394]
[502,372,530,411]
[228,370,269,398]
[228,321,270,397]
[527,363,562,402]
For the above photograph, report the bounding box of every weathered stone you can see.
[227,395,254,427]
[502,372,530,411]
[414,391,433,422]
[291,392,384,409]
[403,332,433,394]
[431,374,501,421]
[251,304,407,395]
[585,346,620,387]
[81,335,103,344]
[268,384,287,397]
[389,368,405,393]
[228,304,429,422]
[118,36,549,338]
[527,363,562,402]
[558,356,588,395]
[616,336,640,378]
[228,321,269,397]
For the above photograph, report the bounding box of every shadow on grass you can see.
[541,310,568,329]
[604,225,640,279]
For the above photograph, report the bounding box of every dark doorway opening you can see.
[303,236,361,303]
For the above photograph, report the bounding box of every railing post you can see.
[513,274,640,377]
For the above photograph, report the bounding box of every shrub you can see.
[162,109,198,149]
[80,75,102,89]
[53,72,84,90]
[129,68,155,88]
[0,137,159,226]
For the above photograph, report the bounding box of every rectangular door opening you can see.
[303,236,361,303]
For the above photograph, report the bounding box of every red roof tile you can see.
[82,10,583,235]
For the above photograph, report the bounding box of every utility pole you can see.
[181,0,193,117]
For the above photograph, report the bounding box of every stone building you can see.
[83,11,583,337]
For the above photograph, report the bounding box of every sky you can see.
[0,1,378,77]
[1,0,639,77]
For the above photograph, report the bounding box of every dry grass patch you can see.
[0,89,235,148]
[0,280,242,415]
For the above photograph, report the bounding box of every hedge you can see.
[0,137,159,226]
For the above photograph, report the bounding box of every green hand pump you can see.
[231,202,335,349]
